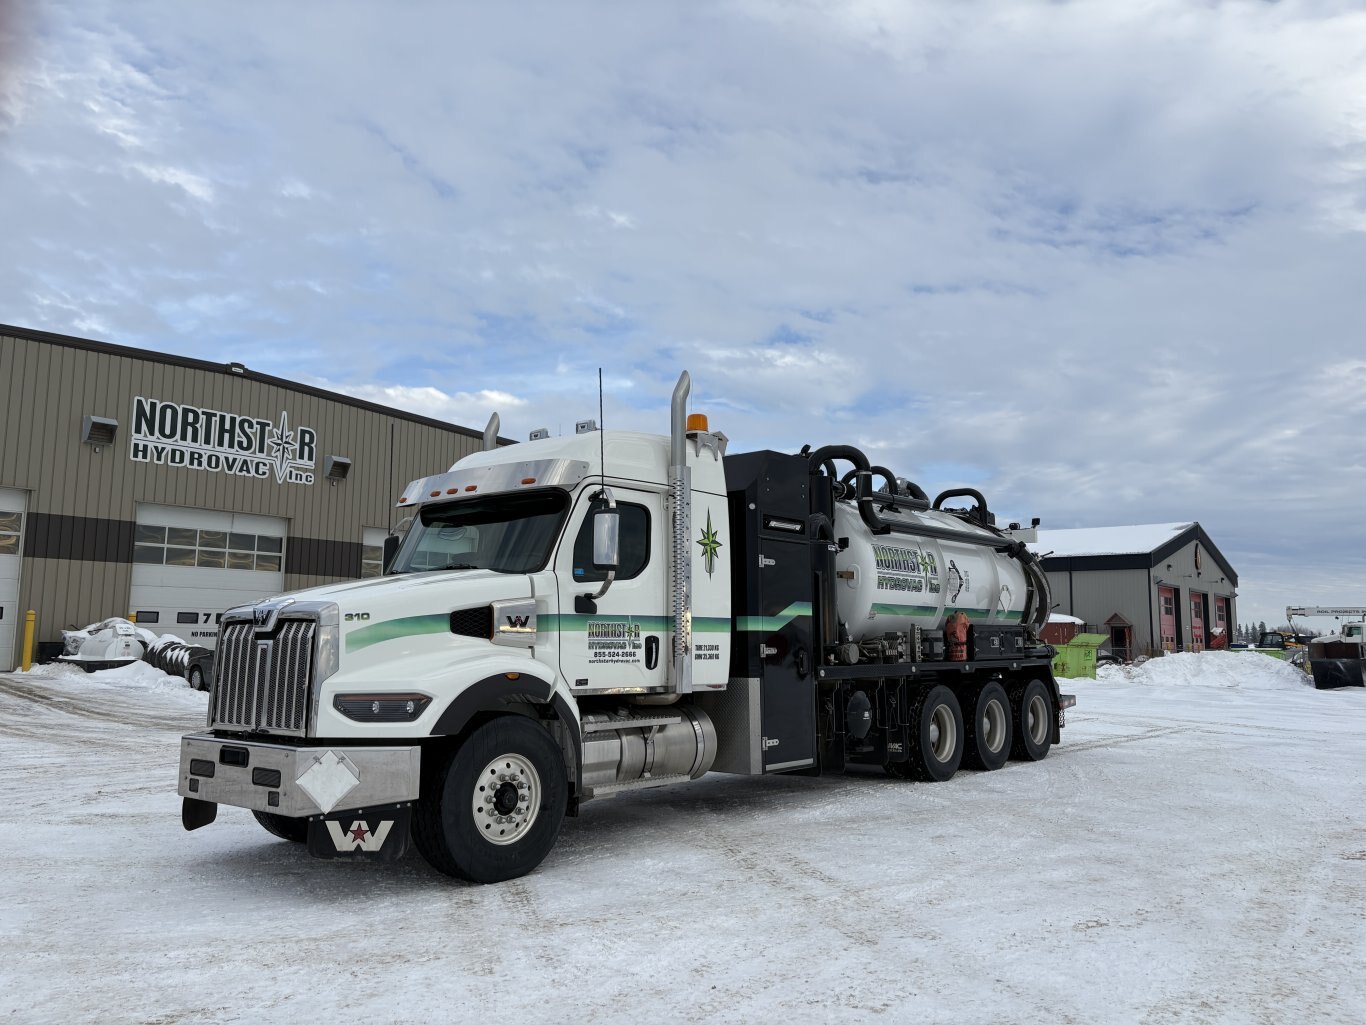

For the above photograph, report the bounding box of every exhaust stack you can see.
[670,371,693,694]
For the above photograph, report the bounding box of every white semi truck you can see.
[178,372,1074,882]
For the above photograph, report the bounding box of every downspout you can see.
[670,371,693,694]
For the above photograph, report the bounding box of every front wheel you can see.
[253,810,308,843]
[1011,678,1054,762]
[412,716,567,883]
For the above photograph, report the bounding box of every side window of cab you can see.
[571,500,650,582]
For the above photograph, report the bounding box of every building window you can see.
[0,511,22,556]
[361,543,384,578]
[133,524,285,572]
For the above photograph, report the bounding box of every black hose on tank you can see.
[806,445,891,537]
[806,445,871,476]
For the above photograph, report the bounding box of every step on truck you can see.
[178,372,1075,882]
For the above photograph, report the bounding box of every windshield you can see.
[389,489,570,574]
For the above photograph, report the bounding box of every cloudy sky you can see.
[2,0,1364,629]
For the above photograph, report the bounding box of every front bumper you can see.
[177,733,421,818]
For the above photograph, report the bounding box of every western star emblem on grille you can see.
[252,597,295,631]
[297,750,361,814]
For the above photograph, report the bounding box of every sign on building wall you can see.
[130,397,317,485]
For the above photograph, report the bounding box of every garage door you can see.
[130,504,287,649]
[0,489,26,671]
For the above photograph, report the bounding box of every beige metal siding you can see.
[1,331,487,645]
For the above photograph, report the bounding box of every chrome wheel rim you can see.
[1027,693,1049,745]
[472,752,541,846]
[930,703,957,763]
[982,697,1007,754]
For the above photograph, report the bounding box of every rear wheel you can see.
[253,810,308,843]
[412,716,567,883]
[963,682,1012,771]
[188,666,205,691]
[907,685,963,782]
[1011,678,1054,762]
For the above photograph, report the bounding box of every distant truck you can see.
[1286,607,1366,689]
[178,372,1074,882]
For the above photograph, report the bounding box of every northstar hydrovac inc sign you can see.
[130,396,318,485]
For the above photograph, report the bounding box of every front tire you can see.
[963,682,1012,771]
[1011,678,1054,762]
[908,685,964,782]
[413,716,567,883]
[188,666,205,691]
[253,810,308,843]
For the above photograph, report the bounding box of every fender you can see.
[429,670,583,798]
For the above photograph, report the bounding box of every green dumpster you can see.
[1052,633,1108,679]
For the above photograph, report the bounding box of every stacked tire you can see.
[144,640,214,690]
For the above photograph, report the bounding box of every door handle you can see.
[645,635,659,670]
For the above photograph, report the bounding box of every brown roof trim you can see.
[1,322,509,444]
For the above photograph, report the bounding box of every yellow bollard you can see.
[128,612,136,623]
[21,610,36,672]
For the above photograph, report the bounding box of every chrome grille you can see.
[211,619,316,735]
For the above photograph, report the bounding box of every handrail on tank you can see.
[933,487,993,527]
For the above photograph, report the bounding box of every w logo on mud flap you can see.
[325,820,394,852]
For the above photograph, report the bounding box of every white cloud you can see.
[1,0,1364,628]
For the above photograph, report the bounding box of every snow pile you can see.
[1093,650,1312,690]
[21,657,199,695]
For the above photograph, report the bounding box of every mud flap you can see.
[182,797,218,831]
[306,802,412,862]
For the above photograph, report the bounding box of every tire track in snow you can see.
[0,675,203,732]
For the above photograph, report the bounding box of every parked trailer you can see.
[178,372,1074,882]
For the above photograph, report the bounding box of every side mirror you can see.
[382,534,401,574]
[592,509,620,570]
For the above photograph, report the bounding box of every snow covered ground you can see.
[1,653,1363,1025]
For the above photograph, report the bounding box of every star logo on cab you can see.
[697,511,722,578]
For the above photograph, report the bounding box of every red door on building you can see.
[1190,591,1206,651]
[1213,595,1229,649]
[1159,586,1177,652]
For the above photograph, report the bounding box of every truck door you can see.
[554,488,668,692]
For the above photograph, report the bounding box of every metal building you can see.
[1029,522,1239,659]
[0,324,489,669]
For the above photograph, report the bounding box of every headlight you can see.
[315,602,340,684]
[333,693,432,723]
